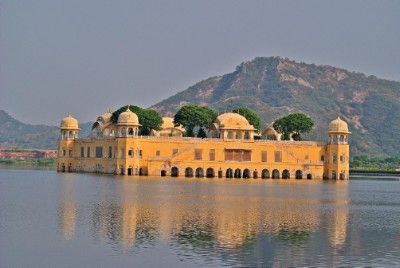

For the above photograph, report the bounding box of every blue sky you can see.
[1,0,399,125]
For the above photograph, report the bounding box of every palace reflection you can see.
[58,178,350,265]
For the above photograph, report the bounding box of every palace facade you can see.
[57,109,350,180]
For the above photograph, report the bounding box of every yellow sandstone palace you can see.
[57,109,350,180]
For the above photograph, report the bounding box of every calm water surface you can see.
[1,169,400,267]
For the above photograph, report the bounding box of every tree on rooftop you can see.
[232,106,262,133]
[273,113,314,141]
[173,104,218,137]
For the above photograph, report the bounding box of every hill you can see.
[151,57,400,157]
[0,110,92,150]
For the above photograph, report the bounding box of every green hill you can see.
[151,57,400,157]
[0,110,92,150]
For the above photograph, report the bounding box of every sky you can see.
[1,0,399,125]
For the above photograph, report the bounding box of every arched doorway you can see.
[282,169,290,179]
[226,168,233,178]
[307,173,312,180]
[161,170,167,176]
[68,164,72,173]
[272,169,280,179]
[234,169,241,178]
[171,167,179,177]
[295,170,303,179]
[195,168,204,178]
[120,167,125,175]
[61,164,66,172]
[332,171,337,180]
[206,168,214,178]
[128,167,133,175]
[262,169,270,179]
[185,167,193,177]
[243,169,250,179]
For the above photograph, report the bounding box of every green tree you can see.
[111,105,163,135]
[273,113,314,140]
[174,104,217,137]
[139,109,163,135]
[232,106,262,133]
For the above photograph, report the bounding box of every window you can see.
[195,149,203,160]
[95,147,103,158]
[69,150,73,157]
[332,155,336,163]
[156,150,160,156]
[224,149,251,162]
[340,155,344,163]
[139,150,142,158]
[62,150,66,157]
[119,148,124,158]
[108,146,112,158]
[321,155,325,162]
[209,149,215,161]
[128,149,133,158]
[261,151,267,162]
[172,149,178,156]
[274,151,282,162]
[87,147,91,158]
[81,147,84,157]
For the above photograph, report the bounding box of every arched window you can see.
[206,168,214,178]
[171,167,179,177]
[243,169,250,178]
[307,174,312,180]
[244,131,250,140]
[272,169,280,179]
[195,168,204,178]
[128,128,134,135]
[226,168,233,178]
[185,167,193,177]
[295,170,303,179]
[262,169,270,179]
[235,132,242,140]
[282,169,290,179]
[227,131,234,140]
[234,168,241,178]
[161,170,167,176]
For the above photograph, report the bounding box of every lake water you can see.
[1,169,400,267]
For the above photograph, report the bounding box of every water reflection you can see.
[58,177,351,265]
[57,176,77,240]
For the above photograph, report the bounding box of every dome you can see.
[60,114,79,130]
[161,117,175,129]
[214,113,254,130]
[97,110,112,124]
[117,107,140,126]
[161,117,185,132]
[328,117,350,133]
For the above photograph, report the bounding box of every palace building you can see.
[58,109,350,180]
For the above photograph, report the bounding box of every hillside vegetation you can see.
[151,57,400,157]
[0,110,92,150]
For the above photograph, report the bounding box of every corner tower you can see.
[58,114,79,172]
[325,117,351,180]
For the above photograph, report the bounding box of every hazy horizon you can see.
[1,0,399,125]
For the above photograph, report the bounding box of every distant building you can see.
[58,110,350,180]
[0,149,57,159]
